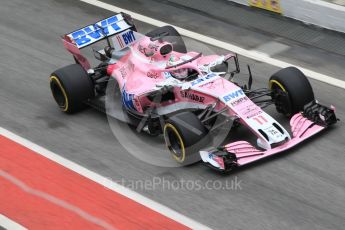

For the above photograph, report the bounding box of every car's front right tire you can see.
[269,67,315,116]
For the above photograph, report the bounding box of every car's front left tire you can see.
[163,112,210,165]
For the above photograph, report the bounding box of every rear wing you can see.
[64,13,136,49]
[62,13,136,70]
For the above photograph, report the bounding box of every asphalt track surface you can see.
[1,0,345,229]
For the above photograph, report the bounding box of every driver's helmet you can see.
[167,55,189,80]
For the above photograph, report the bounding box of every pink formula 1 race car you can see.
[50,14,337,172]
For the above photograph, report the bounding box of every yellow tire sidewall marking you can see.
[50,75,69,112]
[163,123,186,163]
[269,79,287,92]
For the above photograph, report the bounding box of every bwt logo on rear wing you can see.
[64,13,136,49]
[112,30,141,51]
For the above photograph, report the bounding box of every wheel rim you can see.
[50,75,68,112]
[164,123,185,163]
[269,80,291,115]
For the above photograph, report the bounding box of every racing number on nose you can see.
[253,115,268,125]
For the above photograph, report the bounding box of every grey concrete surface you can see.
[0,0,345,229]
[108,0,345,80]
[279,0,345,34]
[227,0,345,34]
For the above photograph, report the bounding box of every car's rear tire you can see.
[269,67,315,116]
[146,26,187,53]
[163,112,210,165]
[50,64,94,113]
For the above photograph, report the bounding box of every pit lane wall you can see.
[229,0,345,33]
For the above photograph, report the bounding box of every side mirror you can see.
[226,54,240,75]
[223,54,240,80]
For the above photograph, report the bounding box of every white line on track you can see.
[0,214,27,230]
[0,127,211,230]
[80,0,345,89]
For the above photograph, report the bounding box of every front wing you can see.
[200,101,338,172]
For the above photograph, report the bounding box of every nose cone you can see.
[257,124,289,150]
